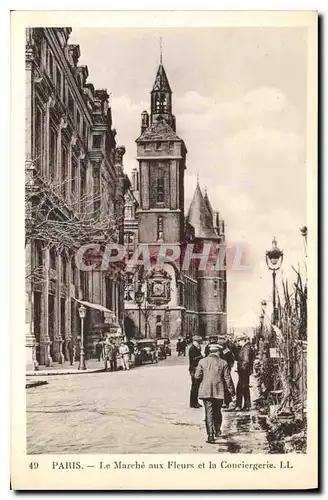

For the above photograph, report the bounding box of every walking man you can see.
[188,335,203,408]
[195,344,236,444]
[235,335,254,411]
[119,341,130,371]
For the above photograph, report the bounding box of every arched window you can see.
[157,169,164,203]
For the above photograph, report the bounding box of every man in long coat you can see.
[195,344,236,443]
[188,335,203,408]
[235,335,255,411]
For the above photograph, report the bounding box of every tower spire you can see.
[160,37,163,64]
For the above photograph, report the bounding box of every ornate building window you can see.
[157,216,164,241]
[157,169,164,203]
[124,205,132,219]
[35,105,43,172]
[124,273,134,302]
[61,146,68,198]
[49,247,56,270]
[92,134,102,149]
[71,156,78,200]
[68,91,74,119]
[49,127,57,181]
[80,165,86,211]
[56,66,62,99]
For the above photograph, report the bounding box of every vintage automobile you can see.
[156,340,167,360]
[157,337,172,356]
[134,339,158,366]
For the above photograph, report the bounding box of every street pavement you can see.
[26,352,268,454]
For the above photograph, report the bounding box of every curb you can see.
[26,368,105,377]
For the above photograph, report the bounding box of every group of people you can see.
[96,338,132,372]
[189,334,255,444]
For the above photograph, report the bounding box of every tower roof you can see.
[204,188,213,216]
[186,183,219,239]
[136,117,180,142]
[152,64,172,93]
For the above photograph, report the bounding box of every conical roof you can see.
[152,64,172,93]
[186,183,219,240]
[204,188,213,216]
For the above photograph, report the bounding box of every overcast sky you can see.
[70,27,308,329]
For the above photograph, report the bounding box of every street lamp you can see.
[135,285,144,338]
[265,237,283,326]
[78,304,87,370]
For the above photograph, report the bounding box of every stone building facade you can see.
[25,28,126,369]
[123,61,227,340]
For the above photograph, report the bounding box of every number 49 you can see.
[29,462,39,470]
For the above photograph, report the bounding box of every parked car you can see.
[156,340,167,360]
[134,340,158,366]
[158,337,172,356]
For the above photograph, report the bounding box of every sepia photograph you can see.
[10,9,318,490]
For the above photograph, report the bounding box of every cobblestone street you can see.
[27,353,268,454]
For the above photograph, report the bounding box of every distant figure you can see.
[195,344,236,444]
[177,337,186,356]
[188,335,203,408]
[104,339,116,372]
[119,342,130,371]
[67,339,74,365]
[235,335,255,411]
[95,341,103,362]
[176,338,182,356]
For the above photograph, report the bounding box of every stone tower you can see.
[186,182,227,337]
[136,62,187,246]
[132,60,188,339]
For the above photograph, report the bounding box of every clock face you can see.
[153,282,164,296]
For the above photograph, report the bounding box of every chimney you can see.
[141,110,149,134]
[131,167,139,191]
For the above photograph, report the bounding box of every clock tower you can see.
[136,62,187,246]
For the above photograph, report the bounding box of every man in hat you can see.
[235,335,255,411]
[195,344,236,443]
[188,335,203,408]
[217,336,235,408]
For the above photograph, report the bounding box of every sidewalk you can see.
[26,358,105,377]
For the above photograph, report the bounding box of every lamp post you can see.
[78,304,87,370]
[265,237,283,326]
[135,285,144,339]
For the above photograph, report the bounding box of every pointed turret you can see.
[186,183,218,240]
[150,63,173,127]
[152,64,172,93]
[204,187,213,216]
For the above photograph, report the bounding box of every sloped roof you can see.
[204,189,213,216]
[152,64,172,93]
[136,118,181,142]
[186,183,219,240]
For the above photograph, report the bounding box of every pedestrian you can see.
[119,341,130,371]
[181,338,187,356]
[95,340,103,362]
[195,344,236,443]
[104,338,116,372]
[235,335,255,411]
[188,335,203,408]
[217,336,235,408]
[204,336,218,357]
[67,339,74,365]
[176,338,182,356]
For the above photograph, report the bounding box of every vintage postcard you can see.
[11,10,318,490]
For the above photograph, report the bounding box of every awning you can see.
[73,298,114,314]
